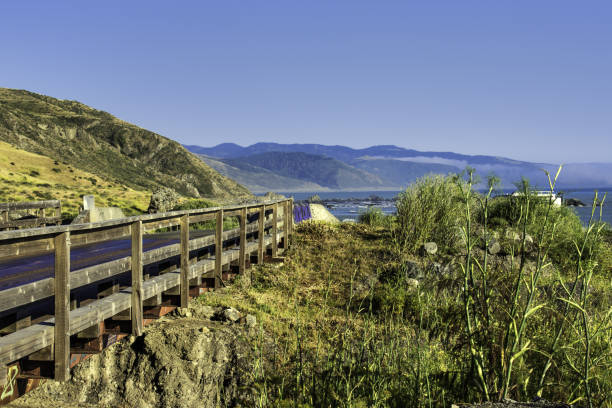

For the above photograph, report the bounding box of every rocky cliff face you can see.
[10,308,254,408]
[0,88,251,201]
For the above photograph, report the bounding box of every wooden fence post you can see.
[272,203,278,257]
[54,231,70,382]
[180,215,190,307]
[258,205,265,264]
[131,220,143,336]
[289,198,294,236]
[239,207,247,274]
[56,203,62,226]
[283,200,289,250]
[215,209,223,289]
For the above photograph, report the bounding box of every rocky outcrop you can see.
[10,307,255,408]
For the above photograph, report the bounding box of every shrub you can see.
[29,170,40,177]
[358,206,389,227]
[396,175,464,253]
[171,198,216,211]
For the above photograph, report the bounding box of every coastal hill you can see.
[187,142,612,190]
[0,88,251,201]
[199,151,391,192]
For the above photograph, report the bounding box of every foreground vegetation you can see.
[200,172,611,407]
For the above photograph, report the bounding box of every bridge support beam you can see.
[215,210,223,289]
[272,203,278,258]
[180,215,190,308]
[131,220,143,336]
[258,205,264,264]
[54,231,70,382]
[239,207,246,275]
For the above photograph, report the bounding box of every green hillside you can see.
[199,155,324,193]
[222,152,391,190]
[0,88,251,201]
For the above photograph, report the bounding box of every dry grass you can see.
[0,141,150,218]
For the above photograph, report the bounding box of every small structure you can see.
[72,195,125,224]
[512,190,562,206]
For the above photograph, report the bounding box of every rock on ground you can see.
[308,204,339,223]
[9,316,251,408]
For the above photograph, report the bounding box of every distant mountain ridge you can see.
[186,142,612,191]
[0,88,251,200]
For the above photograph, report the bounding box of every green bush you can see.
[171,198,216,211]
[396,175,464,253]
[358,206,389,227]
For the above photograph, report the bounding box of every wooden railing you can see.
[0,198,293,403]
[0,200,62,231]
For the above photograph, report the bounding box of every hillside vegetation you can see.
[217,151,390,190]
[201,173,611,407]
[0,141,150,218]
[0,88,251,201]
[199,154,323,193]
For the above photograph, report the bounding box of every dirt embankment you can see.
[8,304,255,408]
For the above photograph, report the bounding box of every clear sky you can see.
[1,1,611,163]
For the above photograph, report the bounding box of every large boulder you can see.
[147,187,180,213]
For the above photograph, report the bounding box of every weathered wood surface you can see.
[0,219,285,313]
[53,232,70,382]
[0,198,292,394]
[0,201,61,211]
[0,233,281,365]
[131,221,143,336]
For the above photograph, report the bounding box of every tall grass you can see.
[204,173,611,407]
[395,175,464,253]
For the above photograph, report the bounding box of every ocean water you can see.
[281,189,612,226]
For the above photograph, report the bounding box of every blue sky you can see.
[1,1,611,163]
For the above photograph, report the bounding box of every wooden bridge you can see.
[0,198,293,404]
[0,200,62,231]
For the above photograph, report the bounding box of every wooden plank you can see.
[0,222,270,313]
[223,209,241,217]
[180,215,190,308]
[215,210,223,289]
[239,207,246,274]
[258,206,265,264]
[0,236,274,366]
[0,200,61,211]
[70,224,131,247]
[0,198,287,242]
[0,217,61,229]
[53,232,70,382]
[188,213,216,224]
[142,217,180,232]
[289,198,294,236]
[284,200,289,249]
[272,203,278,257]
[131,220,143,336]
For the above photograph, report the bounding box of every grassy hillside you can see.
[0,141,149,218]
[0,88,251,201]
[198,155,324,193]
[222,151,390,190]
[201,175,611,407]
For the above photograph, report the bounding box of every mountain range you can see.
[186,143,612,192]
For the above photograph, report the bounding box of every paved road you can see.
[0,230,213,291]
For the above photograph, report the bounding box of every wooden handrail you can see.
[0,198,294,396]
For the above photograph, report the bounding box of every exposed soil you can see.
[8,303,254,408]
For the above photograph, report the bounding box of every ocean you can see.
[281,189,612,226]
